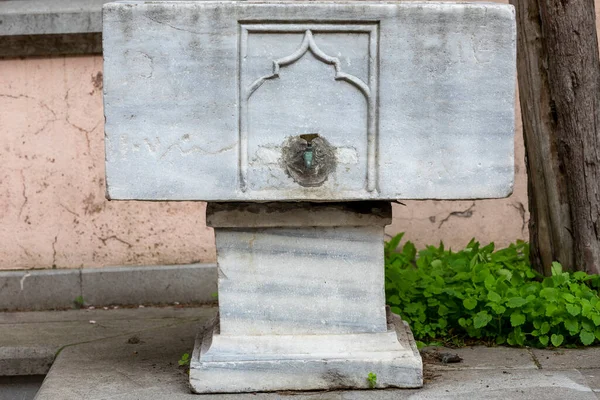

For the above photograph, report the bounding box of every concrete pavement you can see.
[0,305,598,399]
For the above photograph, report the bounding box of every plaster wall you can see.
[0,0,585,270]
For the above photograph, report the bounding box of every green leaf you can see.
[388,295,400,305]
[562,293,576,303]
[385,233,404,254]
[582,320,595,333]
[539,335,549,346]
[403,241,417,260]
[506,297,528,308]
[573,271,588,281]
[551,262,563,276]
[510,312,526,327]
[540,288,558,301]
[487,291,502,303]
[582,302,593,317]
[473,311,492,329]
[551,334,564,347]
[564,319,579,334]
[566,304,581,317]
[178,353,190,366]
[545,304,558,317]
[484,275,496,291]
[489,303,506,315]
[580,330,595,346]
[540,322,551,335]
[463,298,478,310]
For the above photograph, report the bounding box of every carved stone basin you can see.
[102,1,516,394]
[103,1,516,202]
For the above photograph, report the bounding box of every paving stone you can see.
[532,348,600,370]
[0,305,596,399]
[0,306,216,376]
[342,370,596,400]
[421,346,537,370]
[579,369,600,390]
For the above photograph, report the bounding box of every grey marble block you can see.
[103,1,516,202]
[190,312,423,393]
[215,225,387,336]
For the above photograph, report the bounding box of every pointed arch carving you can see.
[239,23,379,194]
[246,30,371,101]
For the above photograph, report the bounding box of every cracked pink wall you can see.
[0,56,215,270]
[0,54,528,270]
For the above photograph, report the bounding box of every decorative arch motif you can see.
[246,30,371,101]
[238,23,379,194]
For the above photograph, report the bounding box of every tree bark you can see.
[510,0,600,275]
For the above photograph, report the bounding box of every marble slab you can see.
[103,1,516,201]
[190,312,423,393]
[215,225,387,335]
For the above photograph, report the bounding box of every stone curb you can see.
[0,264,217,311]
[0,346,55,376]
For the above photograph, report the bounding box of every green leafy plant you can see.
[385,233,600,348]
[178,353,190,367]
[367,372,377,388]
[73,296,85,309]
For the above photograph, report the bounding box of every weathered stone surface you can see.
[189,313,422,393]
[207,201,392,228]
[103,1,516,201]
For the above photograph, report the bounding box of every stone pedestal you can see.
[189,202,422,393]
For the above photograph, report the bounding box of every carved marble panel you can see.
[103,2,516,201]
[240,24,378,196]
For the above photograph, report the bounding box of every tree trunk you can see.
[510,0,600,275]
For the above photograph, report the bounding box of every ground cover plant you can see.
[385,234,600,348]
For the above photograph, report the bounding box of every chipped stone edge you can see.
[0,263,217,312]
